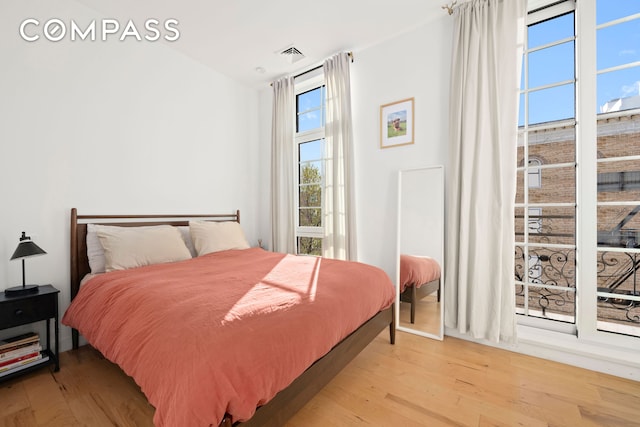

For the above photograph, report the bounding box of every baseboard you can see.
[444,326,640,381]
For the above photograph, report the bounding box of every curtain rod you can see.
[442,1,457,15]
[442,0,563,17]
[270,51,353,87]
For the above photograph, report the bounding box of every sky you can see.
[520,1,640,126]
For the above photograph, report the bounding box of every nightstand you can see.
[0,284,59,382]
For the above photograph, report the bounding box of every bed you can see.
[399,254,441,324]
[64,208,395,427]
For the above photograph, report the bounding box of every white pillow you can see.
[189,221,250,256]
[177,226,197,258]
[87,224,196,273]
[97,225,192,272]
[87,223,109,274]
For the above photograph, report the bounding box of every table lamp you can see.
[5,231,47,296]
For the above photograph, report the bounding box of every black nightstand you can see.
[0,284,59,382]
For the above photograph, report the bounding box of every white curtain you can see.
[271,77,296,254]
[323,52,357,261]
[445,0,526,343]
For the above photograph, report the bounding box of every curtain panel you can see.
[323,52,357,261]
[445,0,526,343]
[270,77,296,254]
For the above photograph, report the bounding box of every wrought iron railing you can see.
[515,247,640,325]
[514,246,576,318]
[597,250,640,324]
[515,210,640,329]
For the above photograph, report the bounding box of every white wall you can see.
[0,1,260,351]
[258,89,273,249]
[351,18,452,280]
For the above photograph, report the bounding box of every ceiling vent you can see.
[279,46,305,64]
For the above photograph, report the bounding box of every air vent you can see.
[281,46,303,56]
[279,46,305,64]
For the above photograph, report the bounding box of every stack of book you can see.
[0,332,47,378]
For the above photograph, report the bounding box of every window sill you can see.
[444,325,640,381]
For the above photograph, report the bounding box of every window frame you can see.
[516,0,578,333]
[294,74,326,255]
[518,0,640,349]
[592,4,640,340]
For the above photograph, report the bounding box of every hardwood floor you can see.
[399,294,441,336]
[1,331,638,427]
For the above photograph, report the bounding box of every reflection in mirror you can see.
[396,166,445,340]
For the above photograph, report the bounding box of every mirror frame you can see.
[396,165,445,340]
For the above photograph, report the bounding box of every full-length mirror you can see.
[396,166,445,339]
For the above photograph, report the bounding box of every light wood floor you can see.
[399,295,441,336]
[1,331,639,427]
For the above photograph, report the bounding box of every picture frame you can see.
[380,97,414,149]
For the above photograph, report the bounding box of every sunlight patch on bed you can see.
[223,255,321,323]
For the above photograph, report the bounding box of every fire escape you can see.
[597,203,640,303]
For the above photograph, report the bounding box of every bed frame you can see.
[69,208,395,427]
[400,278,440,324]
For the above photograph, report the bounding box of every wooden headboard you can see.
[69,208,240,348]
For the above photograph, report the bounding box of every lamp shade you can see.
[10,232,47,260]
[6,232,46,296]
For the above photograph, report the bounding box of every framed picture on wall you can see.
[380,97,414,149]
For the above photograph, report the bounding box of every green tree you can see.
[298,163,322,255]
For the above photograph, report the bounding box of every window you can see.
[516,2,577,329]
[598,171,640,192]
[295,78,326,255]
[595,0,640,336]
[516,0,640,341]
[528,158,542,188]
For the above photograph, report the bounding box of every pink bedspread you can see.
[399,254,441,293]
[62,248,394,426]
